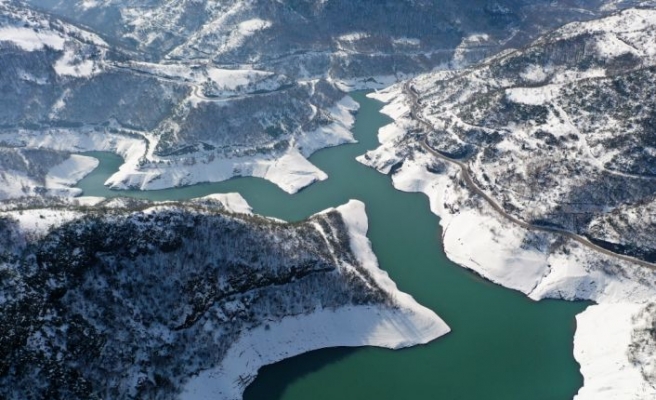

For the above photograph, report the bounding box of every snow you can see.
[442,210,550,294]
[593,32,640,59]
[260,149,328,193]
[196,193,253,215]
[0,129,148,192]
[237,18,271,34]
[295,95,359,157]
[2,209,82,237]
[368,84,410,119]
[181,200,449,400]
[520,64,549,83]
[338,32,369,42]
[0,154,98,200]
[79,0,100,11]
[223,18,271,52]
[0,123,337,195]
[73,196,105,207]
[45,154,99,195]
[558,8,656,42]
[182,305,444,400]
[505,85,560,106]
[54,50,98,77]
[206,68,272,90]
[452,33,493,68]
[0,169,34,200]
[0,27,65,51]
[574,303,656,400]
[392,37,421,46]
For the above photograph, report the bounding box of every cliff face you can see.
[0,197,447,400]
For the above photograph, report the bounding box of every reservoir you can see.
[76,92,589,400]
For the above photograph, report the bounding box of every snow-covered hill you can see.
[359,8,656,399]
[0,1,359,196]
[0,0,640,198]
[25,0,615,72]
[0,196,448,399]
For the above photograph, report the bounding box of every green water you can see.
[76,92,589,400]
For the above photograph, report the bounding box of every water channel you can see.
[76,92,589,400]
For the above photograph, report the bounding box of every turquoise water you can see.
[76,92,589,400]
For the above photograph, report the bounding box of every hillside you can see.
[359,8,656,399]
[0,0,637,197]
[0,196,447,399]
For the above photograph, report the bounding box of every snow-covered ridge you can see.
[0,26,65,51]
[0,197,447,399]
[182,200,448,400]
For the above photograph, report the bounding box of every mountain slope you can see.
[359,8,656,399]
[1,0,642,197]
[0,196,448,399]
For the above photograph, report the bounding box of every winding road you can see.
[403,82,656,270]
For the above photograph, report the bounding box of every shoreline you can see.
[180,200,449,400]
[359,85,656,400]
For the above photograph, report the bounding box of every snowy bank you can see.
[0,153,98,200]
[360,85,656,400]
[181,200,449,400]
[0,94,360,196]
[574,303,656,400]
[45,154,99,196]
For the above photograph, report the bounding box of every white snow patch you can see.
[505,85,560,106]
[574,303,656,400]
[45,154,99,195]
[392,37,421,46]
[79,0,100,10]
[338,32,369,42]
[442,210,550,294]
[0,171,40,200]
[54,50,98,77]
[520,64,549,83]
[206,68,272,90]
[295,95,359,157]
[223,18,271,52]
[0,27,65,51]
[260,149,328,193]
[2,209,82,237]
[594,32,640,59]
[196,193,253,215]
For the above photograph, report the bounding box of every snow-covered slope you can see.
[1,0,647,198]
[25,0,613,74]
[0,2,359,195]
[0,148,98,199]
[0,197,447,399]
[359,8,656,400]
[181,200,448,400]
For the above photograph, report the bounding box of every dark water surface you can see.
[77,92,589,400]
